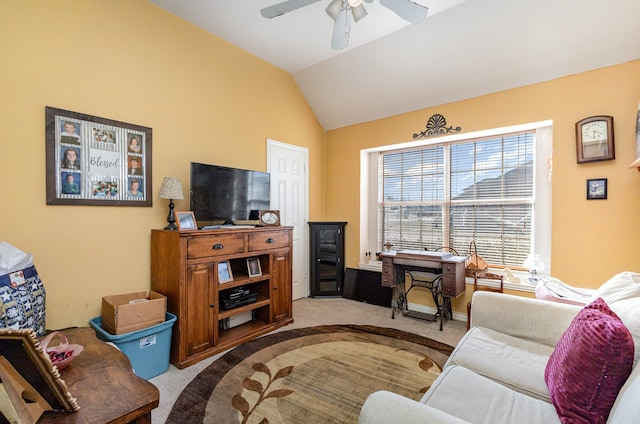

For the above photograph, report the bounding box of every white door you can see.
[267,139,309,300]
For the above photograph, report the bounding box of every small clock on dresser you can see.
[258,210,281,226]
[575,115,615,163]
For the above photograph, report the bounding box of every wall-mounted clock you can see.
[258,210,281,226]
[575,115,615,163]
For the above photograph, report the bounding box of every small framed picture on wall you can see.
[586,178,607,200]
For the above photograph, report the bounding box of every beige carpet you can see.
[151,297,467,423]
[165,325,452,423]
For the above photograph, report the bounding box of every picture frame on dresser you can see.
[176,211,197,230]
[218,261,233,284]
[247,258,262,277]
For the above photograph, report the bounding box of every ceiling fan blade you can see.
[379,0,428,24]
[331,8,350,50]
[260,0,323,18]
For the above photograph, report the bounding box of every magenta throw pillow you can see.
[545,297,634,423]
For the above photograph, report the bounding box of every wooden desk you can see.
[39,327,159,424]
[381,250,466,330]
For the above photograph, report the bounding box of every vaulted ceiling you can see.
[149,0,640,130]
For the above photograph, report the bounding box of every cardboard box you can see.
[101,291,166,335]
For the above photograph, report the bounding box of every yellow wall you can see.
[326,61,640,292]
[2,1,639,330]
[0,1,325,329]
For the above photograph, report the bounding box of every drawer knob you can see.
[213,243,224,250]
[266,238,275,244]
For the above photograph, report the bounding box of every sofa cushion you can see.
[422,365,561,424]
[360,391,471,424]
[588,273,640,365]
[607,363,640,424]
[589,271,640,305]
[446,326,555,400]
[544,297,634,424]
[608,297,640,366]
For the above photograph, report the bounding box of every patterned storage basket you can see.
[465,240,488,278]
[0,265,46,335]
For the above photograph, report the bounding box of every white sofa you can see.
[359,287,640,424]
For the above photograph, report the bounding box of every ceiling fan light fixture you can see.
[326,0,344,20]
[347,0,363,7]
[351,4,367,22]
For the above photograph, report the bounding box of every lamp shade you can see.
[326,0,343,20]
[351,4,367,22]
[158,177,184,200]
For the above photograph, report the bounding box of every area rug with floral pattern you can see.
[166,325,453,424]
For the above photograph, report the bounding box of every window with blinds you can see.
[379,131,535,267]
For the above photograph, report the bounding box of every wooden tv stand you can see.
[151,227,293,369]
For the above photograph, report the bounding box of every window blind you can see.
[379,131,535,267]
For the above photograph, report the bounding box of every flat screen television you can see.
[190,162,271,225]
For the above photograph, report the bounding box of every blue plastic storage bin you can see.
[89,312,176,380]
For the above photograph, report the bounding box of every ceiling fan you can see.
[260,0,429,50]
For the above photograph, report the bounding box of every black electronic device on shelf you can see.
[219,286,258,310]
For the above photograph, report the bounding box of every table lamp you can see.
[158,177,184,230]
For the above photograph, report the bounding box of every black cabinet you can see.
[343,268,392,308]
[309,222,347,297]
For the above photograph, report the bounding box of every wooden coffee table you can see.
[39,327,159,424]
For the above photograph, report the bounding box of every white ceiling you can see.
[149,0,640,130]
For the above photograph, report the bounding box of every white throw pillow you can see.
[589,272,640,305]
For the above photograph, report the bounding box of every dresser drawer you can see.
[248,230,289,251]
[442,274,461,296]
[442,286,456,296]
[381,260,393,276]
[187,234,245,259]
[381,258,394,287]
[443,263,459,274]
[381,275,395,288]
